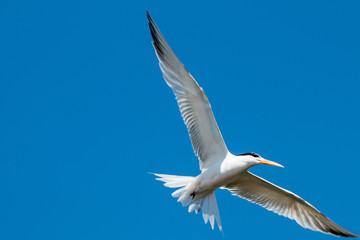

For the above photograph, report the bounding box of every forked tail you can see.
[151,173,222,232]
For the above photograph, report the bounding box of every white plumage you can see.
[147,11,357,237]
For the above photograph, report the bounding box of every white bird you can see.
[146,11,357,237]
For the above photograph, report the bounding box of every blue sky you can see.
[1,0,359,239]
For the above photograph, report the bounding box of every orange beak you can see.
[259,159,284,168]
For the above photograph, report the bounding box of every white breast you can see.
[196,153,252,196]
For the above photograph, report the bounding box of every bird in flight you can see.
[146,11,357,237]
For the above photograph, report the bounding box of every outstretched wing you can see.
[147,12,228,170]
[224,172,357,237]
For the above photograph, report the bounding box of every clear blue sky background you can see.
[1,0,359,239]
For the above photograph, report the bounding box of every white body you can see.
[192,154,251,200]
[147,12,357,237]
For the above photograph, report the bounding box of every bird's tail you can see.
[151,173,222,232]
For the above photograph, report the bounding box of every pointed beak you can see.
[259,159,284,168]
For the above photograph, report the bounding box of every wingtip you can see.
[345,232,359,238]
[146,10,152,22]
[338,233,359,238]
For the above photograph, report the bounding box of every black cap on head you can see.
[237,152,261,158]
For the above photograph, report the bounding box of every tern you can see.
[146,11,357,237]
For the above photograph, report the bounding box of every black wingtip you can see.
[331,229,359,238]
[146,11,158,44]
[346,232,359,238]
[146,10,152,22]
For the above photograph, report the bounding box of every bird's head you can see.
[237,152,284,168]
